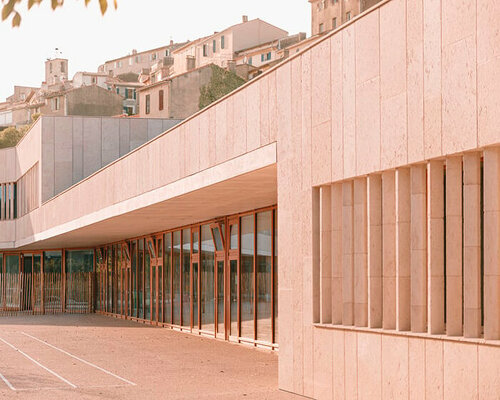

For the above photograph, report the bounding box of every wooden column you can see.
[411,164,427,333]
[446,156,463,336]
[368,174,382,328]
[342,181,354,325]
[463,153,481,338]
[483,148,500,340]
[427,161,445,334]
[354,178,368,327]
[382,171,396,329]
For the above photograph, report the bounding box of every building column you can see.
[342,181,354,325]
[427,161,445,334]
[483,147,500,340]
[382,171,396,329]
[368,174,382,328]
[354,178,368,327]
[396,168,411,331]
[411,164,427,333]
[463,152,482,338]
[446,156,463,336]
[320,186,332,324]
[331,183,343,324]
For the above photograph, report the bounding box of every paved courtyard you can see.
[0,314,300,399]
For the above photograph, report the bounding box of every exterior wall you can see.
[72,73,108,89]
[279,0,500,398]
[40,116,182,202]
[65,86,123,117]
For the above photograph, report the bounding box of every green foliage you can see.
[199,65,246,110]
[31,112,40,122]
[0,125,26,148]
[1,0,117,27]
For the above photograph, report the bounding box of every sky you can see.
[0,0,311,101]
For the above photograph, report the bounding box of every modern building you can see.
[309,0,381,35]
[1,0,500,398]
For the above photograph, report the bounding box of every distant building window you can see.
[116,87,120,95]
[332,17,337,29]
[346,11,351,21]
[91,77,97,84]
[261,53,265,62]
[49,63,53,73]
[145,94,150,115]
[203,44,208,57]
[248,56,252,65]
[60,62,65,73]
[150,53,157,61]
[319,23,324,33]
[165,49,170,56]
[129,57,133,65]
[52,97,60,111]
[213,40,217,53]
[267,52,271,61]
[135,56,140,63]
[221,35,225,49]
[159,90,164,111]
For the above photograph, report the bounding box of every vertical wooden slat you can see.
[483,148,500,340]
[463,153,482,338]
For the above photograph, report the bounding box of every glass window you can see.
[221,35,225,49]
[192,230,199,254]
[201,224,214,331]
[138,240,144,319]
[145,94,150,114]
[173,231,181,325]
[212,226,223,251]
[319,23,325,33]
[44,251,62,274]
[230,259,238,336]
[217,260,224,334]
[182,229,191,327]
[193,261,199,328]
[65,250,94,273]
[131,241,138,318]
[213,39,216,53]
[145,244,151,320]
[230,224,238,250]
[164,234,172,324]
[241,215,254,339]
[5,255,19,274]
[257,211,272,343]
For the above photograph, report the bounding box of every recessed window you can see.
[221,35,225,49]
[165,49,170,56]
[145,94,150,115]
[248,56,252,65]
[52,97,60,111]
[60,62,65,73]
[203,44,208,57]
[346,11,351,21]
[319,23,324,33]
[159,90,164,111]
[213,39,217,53]
[332,17,337,29]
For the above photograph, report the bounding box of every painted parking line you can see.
[0,372,16,391]
[21,332,136,386]
[0,337,77,389]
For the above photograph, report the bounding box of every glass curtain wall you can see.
[257,211,272,342]
[240,216,255,339]
[164,233,172,324]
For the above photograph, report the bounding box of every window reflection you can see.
[241,215,254,339]
[201,225,214,331]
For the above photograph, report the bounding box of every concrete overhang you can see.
[15,142,277,250]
